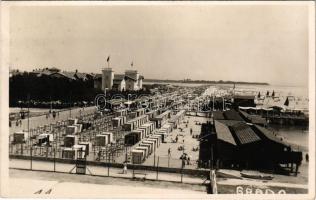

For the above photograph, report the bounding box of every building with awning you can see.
[233,95,256,109]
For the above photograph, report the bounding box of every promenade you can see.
[8,168,206,198]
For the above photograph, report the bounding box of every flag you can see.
[272,90,275,97]
[107,56,110,62]
[284,97,289,106]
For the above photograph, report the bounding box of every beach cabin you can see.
[138,126,149,138]
[123,122,133,131]
[156,131,167,143]
[146,110,158,119]
[62,146,85,159]
[66,125,78,135]
[115,109,128,117]
[139,143,153,155]
[147,138,158,149]
[135,108,146,117]
[124,132,140,146]
[112,117,121,128]
[62,148,76,159]
[64,135,78,147]
[120,116,127,124]
[131,149,145,164]
[78,142,92,155]
[135,146,149,158]
[148,137,160,147]
[161,123,172,134]
[129,112,137,119]
[74,124,83,133]
[142,140,155,152]
[13,131,28,144]
[68,118,78,126]
[101,132,114,143]
[37,133,53,146]
[95,134,109,146]
[73,144,86,159]
[149,122,155,132]
[152,134,162,145]
[151,110,171,128]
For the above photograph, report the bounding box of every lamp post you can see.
[27,93,32,170]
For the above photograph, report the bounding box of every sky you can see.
[9,4,310,86]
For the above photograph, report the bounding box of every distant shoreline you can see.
[143,79,269,86]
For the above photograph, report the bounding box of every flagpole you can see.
[107,55,110,69]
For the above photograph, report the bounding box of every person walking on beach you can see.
[97,150,101,161]
[306,153,309,162]
[123,162,128,174]
[168,147,171,157]
[190,128,193,135]
[52,111,56,119]
[181,155,186,168]
[187,155,191,165]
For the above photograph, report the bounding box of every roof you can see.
[214,121,237,145]
[223,110,244,121]
[239,110,267,124]
[94,74,102,79]
[155,110,171,119]
[125,75,137,81]
[114,74,126,81]
[216,120,242,127]
[60,71,76,79]
[75,72,89,79]
[231,122,261,145]
[234,95,255,100]
[213,111,225,120]
[254,125,289,146]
